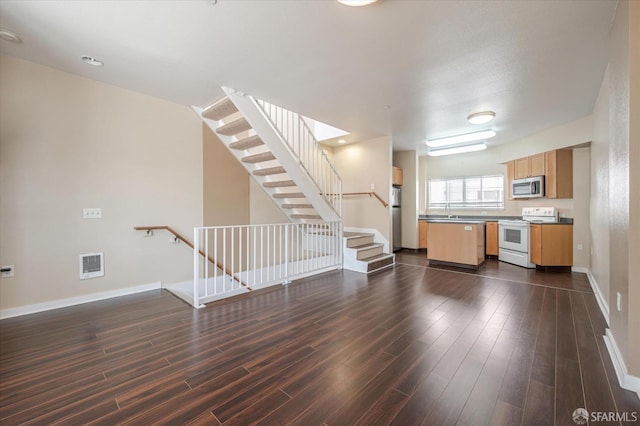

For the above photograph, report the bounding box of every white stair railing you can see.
[193,222,342,307]
[255,99,343,218]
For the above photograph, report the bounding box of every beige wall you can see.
[0,55,203,311]
[394,150,418,249]
[203,124,249,226]
[606,0,640,376]
[590,67,610,304]
[331,136,392,244]
[249,179,289,225]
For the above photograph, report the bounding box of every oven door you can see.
[498,220,529,253]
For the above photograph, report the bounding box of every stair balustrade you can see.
[254,98,343,218]
[193,221,342,307]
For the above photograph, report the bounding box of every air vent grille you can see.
[79,252,104,279]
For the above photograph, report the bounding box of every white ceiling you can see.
[0,0,616,153]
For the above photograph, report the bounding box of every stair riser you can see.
[357,246,383,260]
[367,257,395,272]
[346,236,374,248]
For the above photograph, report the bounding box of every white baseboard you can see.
[603,329,640,399]
[585,270,610,326]
[0,282,162,320]
[571,266,589,273]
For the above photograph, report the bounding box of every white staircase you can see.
[343,232,395,274]
[193,87,342,224]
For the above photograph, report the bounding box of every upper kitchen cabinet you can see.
[545,149,573,199]
[514,153,545,179]
[392,166,404,186]
[506,149,573,199]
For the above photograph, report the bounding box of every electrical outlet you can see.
[577,244,583,250]
[1,265,14,278]
[617,292,622,312]
[83,208,102,219]
[370,183,375,190]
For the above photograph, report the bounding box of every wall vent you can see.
[79,252,104,279]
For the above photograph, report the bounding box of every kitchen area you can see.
[394,144,588,272]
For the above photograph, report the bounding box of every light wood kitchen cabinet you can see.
[418,220,428,249]
[530,224,573,266]
[392,166,403,186]
[485,221,499,256]
[427,222,485,267]
[506,161,515,200]
[506,149,572,199]
[514,153,545,179]
[545,149,573,199]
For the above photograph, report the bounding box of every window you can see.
[428,175,504,209]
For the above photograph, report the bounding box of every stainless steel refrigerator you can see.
[391,187,401,251]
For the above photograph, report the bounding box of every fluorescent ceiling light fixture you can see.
[426,129,496,148]
[337,0,379,6]
[428,143,487,157]
[467,111,496,124]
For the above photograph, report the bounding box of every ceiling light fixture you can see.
[467,111,496,124]
[337,0,379,6]
[81,55,104,67]
[426,129,496,148]
[338,139,346,144]
[428,143,487,157]
[0,29,22,43]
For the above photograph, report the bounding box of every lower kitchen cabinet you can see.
[427,222,485,267]
[530,224,573,266]
[418,220,428,249]
[485,221,499,256]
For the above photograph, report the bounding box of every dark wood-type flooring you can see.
[1,251,638,425]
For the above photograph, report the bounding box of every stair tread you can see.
[263,180,296,188]
[282,204,314,209]
[290,214,322,219]
[242,152,275,163]
[273,192,306,199]
[360,253,394,262]
[344,232,375,238]
[230,135,263,151]
[202,96,238,121]
[351,243,384,250]
[253,166,286,176]
[217,117,252,136]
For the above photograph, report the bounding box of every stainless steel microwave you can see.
[512,176,544,199]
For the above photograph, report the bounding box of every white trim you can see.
[571,266,589,273]
[603,329,640,399]
[585,270,610,326]
[0,282,162,319]
[344,226,390,253]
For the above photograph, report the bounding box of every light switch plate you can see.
[83,208,102,219]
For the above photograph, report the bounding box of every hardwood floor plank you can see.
[0,259,634,425]
[521,380,554,426]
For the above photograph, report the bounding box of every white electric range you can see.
[498,207,559,268]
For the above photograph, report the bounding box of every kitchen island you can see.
[426,219,486,268]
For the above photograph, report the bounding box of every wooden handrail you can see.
[326,192,388,207]
[134,226,247,288]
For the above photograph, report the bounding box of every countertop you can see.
[419,215,574,224]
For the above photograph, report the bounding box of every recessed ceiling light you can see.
[426,129,496,148]
[467,111,496,124]
[428,143,487,157]
[337,0,379,6]
[81,55,104,67]
[0,29,22,43]
[338,139,346,144]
